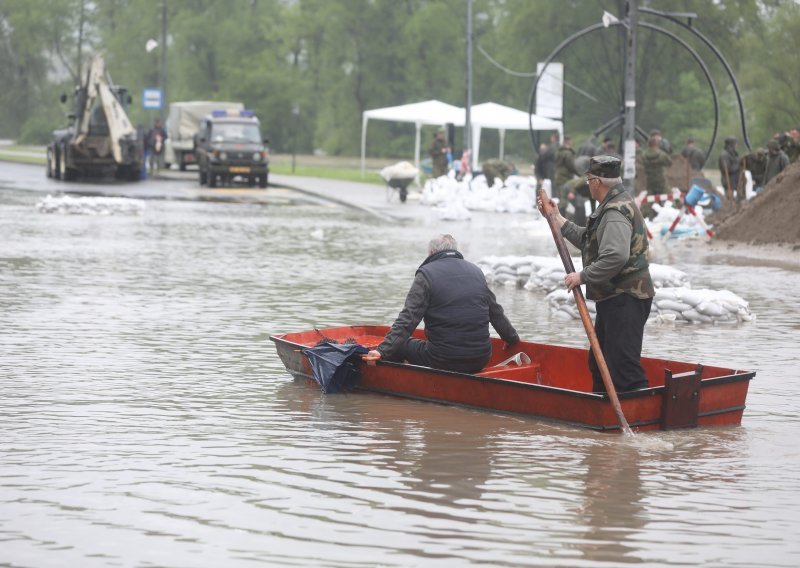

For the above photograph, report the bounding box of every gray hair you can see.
[428,234,458,255]
[598,176,622,186]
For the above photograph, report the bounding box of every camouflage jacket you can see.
[563,184,655,302]
[554,146,579,192]
[641,147,671,195]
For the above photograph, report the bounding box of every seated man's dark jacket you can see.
[377,250,519,363]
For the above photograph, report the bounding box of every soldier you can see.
[680,137,706,171]
[784,128,800,163]
[554,136,579,199]
[428,129,450,178]
[482,158,514,187]
[650,129,672,154]
[535,132,559,184]
[763,139,790,187]
[577,136,599,158]
[718,137,741,202]
[538,155,655,393]
[641,134,672,218]
[743,147,767,194]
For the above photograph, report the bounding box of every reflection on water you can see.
[1,188,800,567]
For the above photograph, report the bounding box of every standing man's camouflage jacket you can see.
[581,184,655,302]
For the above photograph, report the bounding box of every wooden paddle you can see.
[537,189,634,436]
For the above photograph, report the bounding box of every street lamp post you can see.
[159,0,168,123]
[622,0,638,192]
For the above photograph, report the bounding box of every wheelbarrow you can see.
[386,177,414,202]
[379,161,419,204]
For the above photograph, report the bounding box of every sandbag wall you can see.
[477,255,754,324]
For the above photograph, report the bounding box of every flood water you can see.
[2,186,799,567]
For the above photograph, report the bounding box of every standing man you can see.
[146,118,168,177]
[718,137,741,202]
[554,136,579,198]
[535,133,559,185]
[428,128,450,178]
[743,147,766,194]
[641,134,672,219]
[763,139,790,187]
[680,137,706,171]
[367,234,519,374]
[539,156,655,393]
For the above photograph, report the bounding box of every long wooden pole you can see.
[538,189,634,435]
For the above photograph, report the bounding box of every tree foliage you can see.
[0,0,798,159]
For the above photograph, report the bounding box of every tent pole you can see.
[472,125,481,172]
[499,128,506,159]
[360,115,368,177]
[415,122,421,185]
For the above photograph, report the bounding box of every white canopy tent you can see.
[470,102,563,171]
[360,100,464,176]
[360,99,563,176]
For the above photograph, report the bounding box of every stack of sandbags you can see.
[477,254,691,292]
[651,287,754,324]
[546,288,596,320]
[36,195,145,216]
[648,263,691,288]
[477,256,540,287]
[545,286,754,324]
[522,258,689,293]
[523,256,574,291]
[419,174,539,215]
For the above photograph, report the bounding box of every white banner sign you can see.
[536,62,563,120]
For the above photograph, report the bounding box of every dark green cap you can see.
[588,155,622,178]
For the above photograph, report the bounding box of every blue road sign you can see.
[142,88,163,110]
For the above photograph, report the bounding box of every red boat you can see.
[270,325,754,432]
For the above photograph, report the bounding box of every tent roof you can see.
[470,102,561,131]
[363,99,465,126]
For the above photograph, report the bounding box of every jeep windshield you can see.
[211,123,262,144]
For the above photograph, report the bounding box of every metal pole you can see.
[465,0,473,170]
[160,0,168,122]
[622,0,637,192]
[292,104,299,174]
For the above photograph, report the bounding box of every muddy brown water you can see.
[1,185,799,567]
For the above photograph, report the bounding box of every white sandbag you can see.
[656,299,694,313]
[681,309,714,323]
[695,301,727,318]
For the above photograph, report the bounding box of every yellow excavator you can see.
[47,55,143,181]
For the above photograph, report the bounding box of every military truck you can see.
[46,55,142,181]
[196,109,269,188]
[163,101,243,170]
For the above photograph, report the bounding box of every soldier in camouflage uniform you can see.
[763,139,790,187]
[641,135,672,219]
[540,155,655,393]
[743,148,767,194]
[718,137,741,201]
[554,136,579,200]
[481,158,515,187]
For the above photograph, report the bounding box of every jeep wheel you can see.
[179,161,187,172]
[258,173,268,189]
[53,145,62,180]
[46,146,54,178]
[62,142,78,181]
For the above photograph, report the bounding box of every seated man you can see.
[367,234,519,373]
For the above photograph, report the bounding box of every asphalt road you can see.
[0,160,426,221]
